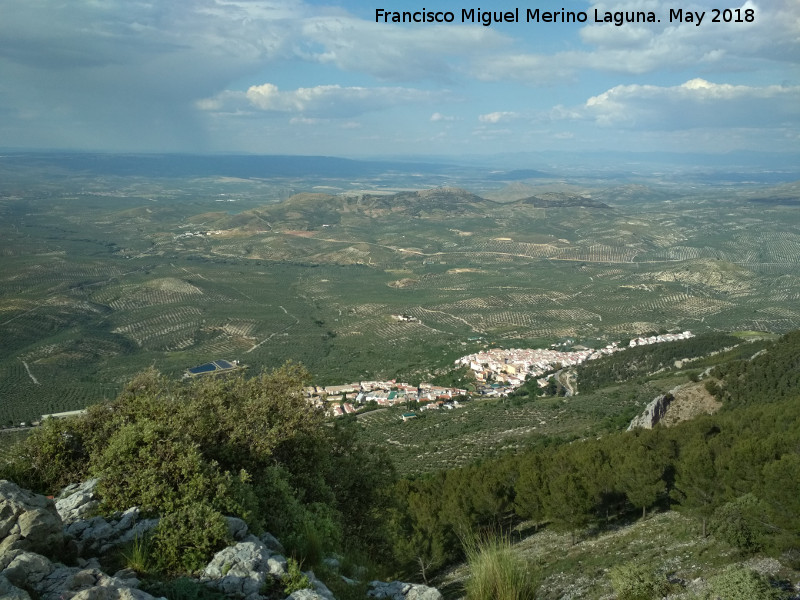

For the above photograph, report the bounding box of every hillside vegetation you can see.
[2,330,799,598]
[382,331,800,595]
[2,364,395,576]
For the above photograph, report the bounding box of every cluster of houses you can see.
[457,331,694,395]
[628,331,694,347]
[304,380,468,417]
[180,331,695,421]
[391,314,419,323]
[173,229,224,240]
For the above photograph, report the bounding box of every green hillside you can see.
[2,328,798,599]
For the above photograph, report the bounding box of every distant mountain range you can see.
[2,151,799,184]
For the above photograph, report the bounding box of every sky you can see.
[0,0,798,157]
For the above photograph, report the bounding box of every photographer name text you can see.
[374,7,755,27]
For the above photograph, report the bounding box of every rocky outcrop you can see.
[0,573,32,600]
[71,589,158,600]
[0,481,161,600]
[627,388,678,430]
[258,531,285,555]
[0,480,64,556]
[1,479,448,600]
[286,590,331,600]
[201,536,288,600]
[0,548,158,600]
[56,479,100,525]
[304,570,336,600]
[368,581,444,600]
[65,507,158,556]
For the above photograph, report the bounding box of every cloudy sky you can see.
[1,0,798,156]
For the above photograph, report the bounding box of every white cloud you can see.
[298,15,509,82]
[479,111,518,124]
[232,83,443,118]
[430,112,456,122]
[289,116,321,125]
[474,1,799,82]
[579,79,800,129]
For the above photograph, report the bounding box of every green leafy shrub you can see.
[152,502,231,574]
[710,494,767,554]
[285,502,342,568]
[1,363,396,573]
[0,412,94,493]
[703,566,785,600]
[609,562,672,600]
[282,558,312,595]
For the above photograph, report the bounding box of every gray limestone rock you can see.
[322,557,340,572]
[303,570,336,600]
[285,590,330,600]
[0,574,32,600]
[0,546,158,600]
[69,587,160,600]
[225,516,249,541]
[368,580,443,600]
[56,480,100,525]
[259,531,286,555]
[0,549,55,587]
[65,508,157,556]
[627,387,679,430]
[0,480,64,556]
[202,538,287,599]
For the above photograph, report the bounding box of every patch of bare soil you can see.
[661,381,722,427]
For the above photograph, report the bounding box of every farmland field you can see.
[1,153,800,423]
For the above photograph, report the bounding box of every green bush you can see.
[152,502,232,574]
[93,421,215,514]
[710,494,767,554]
[462,534,537,600]
[282,558,312,595]
[608,562,672,600]
[0,364,395,574]
[285,502,343,568]
[703,566,785,600]
[0,414,93,493]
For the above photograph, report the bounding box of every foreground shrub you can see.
[463,534,536,600]
[702,566,785,600]
[609,562,672,600]
[153,502,231,574]
[285,502,342,568]
[282,558,312,596]
[0,364,396,573]
[92,419,249,517]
